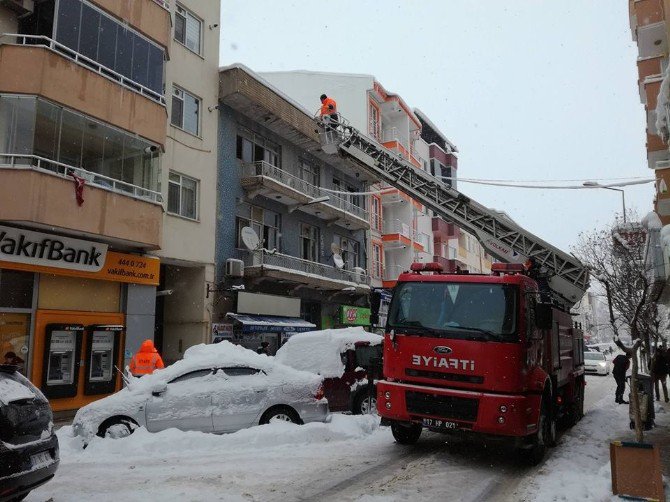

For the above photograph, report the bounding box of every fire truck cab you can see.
[377,262,585,464]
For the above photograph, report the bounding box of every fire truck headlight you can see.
[385,402,392,410]
[384,391,391,399]
[499,405,508,413]
[497,416,505,424]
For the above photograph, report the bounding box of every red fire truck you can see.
[376,261,584,464]
[317,116,590,464]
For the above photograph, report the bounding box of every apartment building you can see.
[0,0,169,411]
[216,65,372,354]
[261,71,493,285]
[154,0,220,364]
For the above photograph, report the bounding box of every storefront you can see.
[337,305,372,329]
[0,225,159,411]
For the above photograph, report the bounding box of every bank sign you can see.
[0,225,108,272]
[340,305,371,326]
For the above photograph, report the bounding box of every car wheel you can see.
[354,388,378,415]
[98,417,138,439]
[390,422,422,445]
[260,406,300,425]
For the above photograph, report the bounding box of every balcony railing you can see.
[0,154,163,204]
[240,161,368,221]
[382,219,411,238]
[0,34,166,105]
[240,249,370,286]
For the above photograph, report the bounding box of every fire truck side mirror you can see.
[535,303,553,330]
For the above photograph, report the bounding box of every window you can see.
[221,367,260,376]
[335,235,360,269]
[236,205,281,250]
[0,270,34,309]
[169,368,212,384]
[175,4,202,54]
[300,159,320,186]
[300,223,319,262]
[372,243,383,279]
[171,86,200,136]
[236,128,280,166]
[368,101,380,140]
[371,196,381,231]
[168,171,198,219]
[54,0,164,94]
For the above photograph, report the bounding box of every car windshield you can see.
[387,281,518,341]
[584,352,605,361]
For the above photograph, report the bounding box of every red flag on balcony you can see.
[68,170,86,206]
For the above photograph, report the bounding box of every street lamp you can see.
[582,181,627,223]
[288,195,330,213]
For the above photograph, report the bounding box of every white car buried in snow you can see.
[72,341,328,441]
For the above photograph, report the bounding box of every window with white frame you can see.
[368,101,380,140]
[167,171,198,219]
[171,86,200,136]
[335,235,360,269]
[175,4,202,54]
[299,159,320,186]
[236,127,280,167]
[372,243,383,279]
[300,224,319,262]
[236,205,281,250]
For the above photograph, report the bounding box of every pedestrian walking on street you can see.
[612,352,631,404]
[652,347,670,402]
[128,339,165,377]
[256,341,270,356]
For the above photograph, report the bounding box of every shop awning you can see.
[225,314,316,334]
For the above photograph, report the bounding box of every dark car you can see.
[0,364,59,502]
[275,328,383,414]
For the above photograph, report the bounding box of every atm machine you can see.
[42,324,84,399]
[84,325,124,395]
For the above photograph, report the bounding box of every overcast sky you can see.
[220,1,652,252]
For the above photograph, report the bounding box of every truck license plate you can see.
[30,451,52,470]
[422,418,458,430]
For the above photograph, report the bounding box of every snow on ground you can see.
[29,414,386,502]
[517,374,670,502]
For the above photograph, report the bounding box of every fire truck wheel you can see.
[390,422,422,445]
[525,400,551,465]
[568,379,585,426]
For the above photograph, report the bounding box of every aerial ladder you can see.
[317,118,590,309]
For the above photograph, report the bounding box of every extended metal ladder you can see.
[317,118,589,309]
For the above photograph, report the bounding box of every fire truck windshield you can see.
[387,282,518,341]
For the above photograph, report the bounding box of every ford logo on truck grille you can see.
[433,346,452,354]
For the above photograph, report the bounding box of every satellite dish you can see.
[333,253,345,269]
[241,226,260,250]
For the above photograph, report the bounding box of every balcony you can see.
[240,249,370,293]
[382,219,412,249]
[239,161,369,230]
[432,217,458,238]
[0,36,167,146]
[89,0,171,48]
[382,128,421,168]
[0,156,163,249]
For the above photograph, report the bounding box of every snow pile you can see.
[643,211,663,231]
[656,65,670,138]
[60,414,380,460]
[275,327,382,378]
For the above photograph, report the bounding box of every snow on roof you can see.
[413,108,459,153]
[218,63,316,120]
[275,327,382,378]
[258,69,375,80]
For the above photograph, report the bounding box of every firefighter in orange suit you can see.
[319,94,338,129]
[128,339,165,377]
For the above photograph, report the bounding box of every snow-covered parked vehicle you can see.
[0,364,59,502]
[275,327,383,414]
[72,341,328,441]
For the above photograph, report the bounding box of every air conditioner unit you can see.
[225,258,244,278]
[353,266,366,284]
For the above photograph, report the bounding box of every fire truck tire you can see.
[568,378,585,426]
[525,400,551,465]
[390,422,422,445]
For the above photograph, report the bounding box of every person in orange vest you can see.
[319,93,338,129]
[128,339,165,377]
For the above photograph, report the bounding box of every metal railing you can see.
[382,218,411,238]
[152,0,171,11]
[240,161,368,221]
[240,249,371,286]
[0,34,166,105]
[0,154,163,204]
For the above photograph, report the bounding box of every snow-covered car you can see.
[584,351,610,375]
[72,341,328,441]
[275,327,383,414]
[0,364,59,502]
